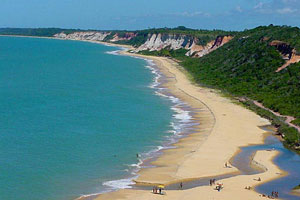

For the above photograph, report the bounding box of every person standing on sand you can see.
[180,182,183,189]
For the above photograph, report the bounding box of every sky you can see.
[0,0,299,30]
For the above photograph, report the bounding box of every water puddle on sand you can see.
[129,126,300,200]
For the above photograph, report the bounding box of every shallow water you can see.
[0,36,193,200]
[132,135,300,200]
[252,136,300,200]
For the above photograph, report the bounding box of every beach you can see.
[84,50,287,199]
[0,35,289,199]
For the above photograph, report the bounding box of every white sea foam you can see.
[76,192,103,200]
[172,107,192,123]
[144,64,161,88]
[106,50,121,55]
[102,177,137,190]
[82,51,195,198]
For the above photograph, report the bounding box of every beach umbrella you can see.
[158,185,165,189]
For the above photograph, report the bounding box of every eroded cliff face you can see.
[185,35,233,57]
[110,32,137,42]
[269,40,296,60]
[53,31,233,58]
[136,33,194,51]
[54,31,138,42]
[135,33,233,57]
[269,40,300,72]
[54,32,111,41]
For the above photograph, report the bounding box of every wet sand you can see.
[0,35,288,199]
[90,51,286,199]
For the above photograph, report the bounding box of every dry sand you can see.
[90,52,287,200]
[1,35,287,199]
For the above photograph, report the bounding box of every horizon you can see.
[0,24,299,33]
[1,0,300,31]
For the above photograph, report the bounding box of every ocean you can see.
[0,36,194,200]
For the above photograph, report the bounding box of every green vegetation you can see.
[292,119,300,127]
[138,49,188,58]
[0,28,80,37]
[240,25,300,53]
[136,25,300,153]
[178,27,300,119]
[242,100,299,154]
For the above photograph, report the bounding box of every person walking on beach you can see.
[180,182,183,189]
[152,186,157,194]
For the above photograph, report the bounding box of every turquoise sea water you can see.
[0,36,182,200]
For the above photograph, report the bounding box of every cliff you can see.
[54,31,111,41]
[53,31,232,58]
[186,36,233,57]
[135,33,193,51]
[110,32,137,42]
[269,40,300,72]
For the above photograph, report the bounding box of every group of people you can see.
[244,186,252,190]
[209,179,223,192]
[152,186,163,195]
[260,191,279,199]
[271,191,279,198]
[209,179,216,186]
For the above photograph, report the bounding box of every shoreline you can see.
[1,35,288,199]
[93,49,287,199]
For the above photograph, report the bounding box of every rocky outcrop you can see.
[135,33,233,57]
[54,31,139,43]
[269,40,300,72]
[54,31,111,41]
[269,40,295,60]
[186,35,233,57]
[136,33,194,52]
[110,32,137,42]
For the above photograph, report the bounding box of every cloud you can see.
[276,7,297,14]
[175,11,210,17]
[253,0,300,14]
[254,2,264,9]
[236,6,243,12]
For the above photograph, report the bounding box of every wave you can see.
[105,47,128,55]
[102,177,137,190]
[105,50,121,55]
[80,47,196,198]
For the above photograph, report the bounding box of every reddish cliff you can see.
[269,40,300,72]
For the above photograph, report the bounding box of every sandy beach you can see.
[83,50,287,200]
[3,35,286,199]
[1,35,288,199]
